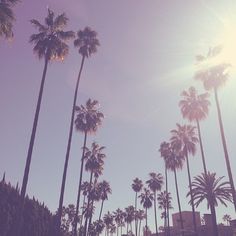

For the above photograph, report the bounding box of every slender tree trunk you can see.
[135,192,138,236]
[126,222,129,235]
[138,220,141,236]
[165,166,170,236]
[173,169,184,236]
[73,131,88,236]
[154,191,159,236]
[56,56,86,232]
[185,153,197,235]
[213,87,236,211]
[80,195,86,228]
[98,200,104,221]
[209,201,218,236]
[145,208,148,236]
[18,56,49,236]
[196,119,207,175]
[84,171,94,236]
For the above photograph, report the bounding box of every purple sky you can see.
[1,0,236,231]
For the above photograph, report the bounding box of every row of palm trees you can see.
[1,7,103,235]
[157,46,235,236]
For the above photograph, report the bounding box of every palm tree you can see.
[79,181,90,227]
[139,188,153,236]
[159,142,171,236]
[171,124,198,235]
[0,0,19,39]
[124,206,135,235]
[189,172,232,236]
[84,142,106,236]
[222,214,231,226]
[113,208,125,236]
[103,212,114,236]
[136,209,146,236]
[98,180,112,221]
[131,178,143,236]
[146,172,163,236]
[164,143,185,236]
[157,191,173,234]
[73,99,104,235]
[194,46,236,211]
[58,27,100,229]
[179,86,210,174]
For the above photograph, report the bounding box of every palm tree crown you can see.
[74,26,100,58]
[146,172,163,193]
[30,8,75,60]
[170,123,198,157]
[0,0,19,39]
[194,46,230,90]
[139,188,154,209]
[74,99,104,134]
[132,178,143,193]
[189,172,232,209]
[179,86,210,122]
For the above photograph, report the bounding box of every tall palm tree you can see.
[139,188,153,236]
[179,86,210,174]
[58,27,100,229]
[124,205,135,235]
[157,191,173,234]
[103,212,114,236]
[131,178,143,236]
[164,143,185,236]
[136,209,146,236]
[73,99,104,235]
[159,142,171,236]
[98,180,112,221]
[113,208,125,236]
[189,172,232,236]
[84,142,106,236]
[194,46,236,211]
[171,124,198,235]
[20,9,74,234]
[0,0,19,39]
[146,172,163,236]
[79,181,90,227]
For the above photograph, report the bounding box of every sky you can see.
[1,0,236,232]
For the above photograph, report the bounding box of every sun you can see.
[215,19,236,70]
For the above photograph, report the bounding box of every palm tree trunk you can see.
[73,131,88,236]
[135,192,138,236]
[84,171,94,236]
[57,55,86,231]
[173,169,184,236]
[80,195,86,228]
[196,119,207,175]
[18,56,49,235]
[185,153,197,235]
[138,220,141,236]
[209,201,218,236]
[145,208,148,236]
[126,222,129,235]
[165,166,170,236]
[98,200,105,221]
[154,191,159,236]
[213,87,236,211]
[21,56,49,199]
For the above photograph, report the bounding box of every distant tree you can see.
[189,172,232,236]
[179,86,210,174]
[0,0,19,39]
[103,211,114,236]
[132,178,143,236]
[124,206,135,235]
[113,208,125,236]
[222,214,231,226]
[139,188,153,236]
[194,46,236,211]
[73,99,104,235]
[98,180,112,221]
[59,27,100,235]
[146,172,163,236]
[136,210,146,236]
[171,123,198,234]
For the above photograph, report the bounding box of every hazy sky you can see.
[1,0,236,231]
